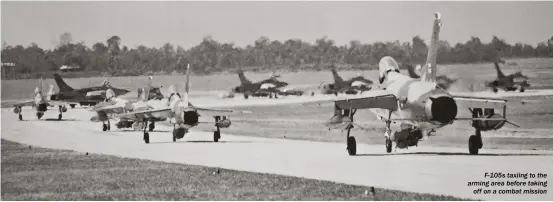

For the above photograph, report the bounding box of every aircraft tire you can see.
[468,135,480,155]
[347,136,356,156]
[18,114,23,121]
[144,132,150,144]
[149,122,155,132]
[519,87,525,92]
[36,112,43,119]
[103,124,108,131]
[386,138,392,153]
[58,114,62,120]
[214,131,221,142]
[70,104,76,109]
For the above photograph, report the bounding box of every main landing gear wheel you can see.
[468,135,481,155]
[149,122,155,132]
[70,104,76,109]
[144,132,150,144]
[386,138,393,153]
[103,124,108,131]
[142,119,150,144]
[346,136,356,156]
[58,114,62,120]
[519,87,525,92]
[214,131,221,142]
[172,128,177,142]
[19,114,23,121]
[36,112,43,119]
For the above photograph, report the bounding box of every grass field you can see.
[1,139,466,201]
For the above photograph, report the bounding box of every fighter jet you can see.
[52,73,131,108]
[280,12,519,155]
[12,78,74,121]
[405,64,457,90]
[486,60,530,93]
[231,70,289,99]
[319,68,373,95]
[114,64,251,144]
[89,76,167,132]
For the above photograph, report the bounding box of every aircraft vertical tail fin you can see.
[331,68,344,83]
[406,64,422,79]
[237,69,252,84]
[494,62,506,78]
[34,78,44,104]
[420,12,442,83]
[46,84,55,100]
[137,87,149,101]
[183,63,190,106]
[53,73,74,92]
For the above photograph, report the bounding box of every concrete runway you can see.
[2,107,553,201]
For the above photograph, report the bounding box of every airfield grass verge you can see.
[1,139,467,201]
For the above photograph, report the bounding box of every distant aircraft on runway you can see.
[12,79,76,121]
[276,12,519,155]
[109,64,251,144]
[318,68,373,95]
[405,64,457,90]
[230,69,289,99]
[52,73,130,108]
[486,60,530,93]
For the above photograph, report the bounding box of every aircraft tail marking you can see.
[420,12,442,83]
[331,68,345,84]
[237,69,252,84]
[53,73,74,92]
[494,62,506,78]
[406,65,421,79]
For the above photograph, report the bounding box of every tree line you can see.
[1,32,552,79]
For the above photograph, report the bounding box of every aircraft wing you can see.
[298,90,396,107]
[451,95,519,127]
[194,107,252,115]
[47,100,74,106]
[13,99,71,107]
[91,105,127,114]
[116,108,172,120]
[13,100,37,107]
[332,93,398,110]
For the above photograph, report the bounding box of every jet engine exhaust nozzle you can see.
[425,96,457,125]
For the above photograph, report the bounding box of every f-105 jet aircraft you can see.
[405,64,457,90]
[12,79,72,121]
[113,64,250,144]
[52,73,130,108]
[231,70,289,99]
[281,12,519,155]
[90,76,168,132]
[319,68,373,95]
[487,60,530,93]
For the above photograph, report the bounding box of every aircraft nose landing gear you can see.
[468,131,482,155]
[143,119,150,144]
[58,106,67,120]
[102,120,111,131]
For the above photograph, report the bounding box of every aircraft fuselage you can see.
[372,71,457,131]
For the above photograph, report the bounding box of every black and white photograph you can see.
[1,0,552,201]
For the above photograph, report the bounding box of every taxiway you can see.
[1,107,552,201]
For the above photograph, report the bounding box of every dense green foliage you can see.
[1,33,552,79]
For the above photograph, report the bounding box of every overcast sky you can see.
[2,1,552,50]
